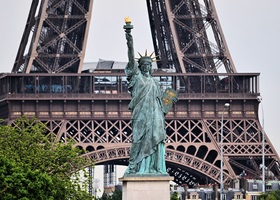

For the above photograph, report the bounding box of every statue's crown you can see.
[136,50,158,64]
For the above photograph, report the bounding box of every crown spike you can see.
[151,55,159,60]
[136,50,161,63]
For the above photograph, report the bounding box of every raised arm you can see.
[124,17,136,68]
[126,32,135,63]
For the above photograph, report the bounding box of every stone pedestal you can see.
[119,176,173,200]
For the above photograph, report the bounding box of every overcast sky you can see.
[0,1,280,158]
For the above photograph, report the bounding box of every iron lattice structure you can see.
[0,0,279,188]
[146,0,236,73]
[12,0,93,73]
[1,72,279,186]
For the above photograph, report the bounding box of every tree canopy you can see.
[258,190,280,200]
[170,191,180,200]
[0,116,93,200]
[96,190,122,200]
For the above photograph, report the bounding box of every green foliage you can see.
[96,192,110,200]
[258,193,268,200]
[96,190,122,200]
[110,189,122,200]
[258,191,280,200]
[0,116,93,200]
[170,191,180,200]
[271,190,280,199]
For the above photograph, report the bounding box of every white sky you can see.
[1,0,280,190]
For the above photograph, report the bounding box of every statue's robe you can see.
[124,62,167,174]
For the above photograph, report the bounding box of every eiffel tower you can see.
[0,0,279,188]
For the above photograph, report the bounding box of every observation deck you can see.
[0,70,260,121]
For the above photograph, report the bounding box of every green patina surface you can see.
[123,19,178,176]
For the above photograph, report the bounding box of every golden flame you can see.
[124,16,131,23]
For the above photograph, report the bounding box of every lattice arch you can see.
[9,117,280,184]
[83,147,233,185]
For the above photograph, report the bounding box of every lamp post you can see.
[220,103,230,200]
[257,96,265,193]
[93,179,100,199]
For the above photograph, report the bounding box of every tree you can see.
[258,193,268,200]
[96,190,122,200]
[0,116,93,199]
[110,189,122,200]
[0,155,61,200]
[258,191,280,200]
[97,192,110,200]
[170,191,180,200]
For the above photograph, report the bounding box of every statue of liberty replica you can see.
[123,17,178,176]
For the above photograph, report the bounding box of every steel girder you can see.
[10,117,278,187]
[147,0,236,74]
[13,0,234,73]
[12,0,93,73]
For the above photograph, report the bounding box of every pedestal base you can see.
[119,176,173,200]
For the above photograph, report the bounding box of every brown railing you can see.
[0,72,260,100]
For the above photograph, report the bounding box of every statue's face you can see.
[140,61,151,74]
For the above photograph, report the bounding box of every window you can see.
[266,185,272,191]
[251,195,258,200]
[252,184,258,190]
[206,193,212,200]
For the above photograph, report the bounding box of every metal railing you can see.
[0,72,260,100]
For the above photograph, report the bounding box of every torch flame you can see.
[124,16,131,23]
